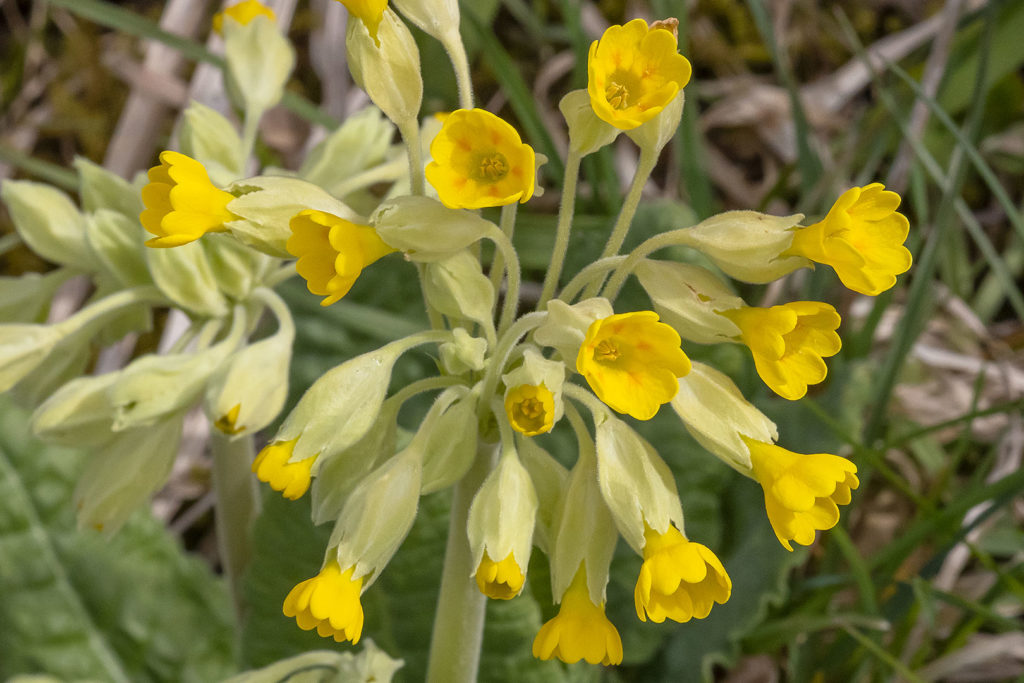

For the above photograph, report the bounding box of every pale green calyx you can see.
[412,386,479,495]
[30,371,120,447]
[146,240,230,317]
[1,180,96,271]
[625,91,685,156]
[371,196,494,261]
[559,89,619,157]
[515,437,567,553]
[391,0,460,46]
[634,259,743,344]
[593,413,684,553]
[533,297,614,362]
[0,324,65,393]
[178,102,245,185]
[74,156,143,219]
[671,361,777,472]
[439,328,488,374]
[466,449,538,590]
[681,211,810,283]
[346,8,423,127]
[86,209,152,289]
[328,448,423,587]
[299,105,395,195]
[222,14,296,116]
[423,251,496,334]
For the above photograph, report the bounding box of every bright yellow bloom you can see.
[743,437,859,551]
[140,151,235,248]
[425,108,536,210]
[212,0,276,34]
[576,311,691,421]
[721,302,841,401]
[252,439,315,500]
[787,184,912,296]
[334,0,387,44]
[504,383,555,436]
[287,210,397,306]
[475,551,525,600]
[283,560,364,643]
[634,524,731,623]
[532,565,623,666]
[587,19,692,130]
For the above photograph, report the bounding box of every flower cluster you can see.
[0,0,912,675]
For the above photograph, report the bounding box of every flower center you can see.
[605,82,631,110]
[594,339,620,361]
[477,153,509,182]
[514,398,546,430]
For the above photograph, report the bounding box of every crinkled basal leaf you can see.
[0,397,235,682]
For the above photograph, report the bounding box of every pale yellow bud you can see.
[682,211,810,283]
[634,259,743,344]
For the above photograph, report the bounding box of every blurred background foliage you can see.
[1,0,1022,681]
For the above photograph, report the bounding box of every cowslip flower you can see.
[787,183,912,296]
[576,311,691,420]
[634,524,731,623]
[743,437,859,551]
[287,210,397,306]
[283,560,364,643]
[532,565,623,666]
[334,0,387,44]
[140,151,235,247]
[212,0,276,34]
[587,19,692,130]
[504,383,556,436]
[252,439,315,500]
[720,302,841,401]
[475,551,525,600]
[425,108,536,210]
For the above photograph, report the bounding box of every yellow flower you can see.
[786,184,912,296]
[252,439,315,500]
[743,437,859,551]
[504,383,555,436]
[140,151,235,248]
[334,0,388,44]
[212,0,276,34]
[532,565,623,666]
[283,560,364,643]
[425,108,536,210]
[475,551,525,600]
[576,311,691,421]
[287,210,397,307]
[634,524,731,623]
[587,19,692,130]
[720,302,841,401]
[214,403,244,435]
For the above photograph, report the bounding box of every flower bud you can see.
[0,270,73,324]
[226,176,362,258]
[410,386,478,494]
[559,89,619,157]
[682,211,809,283]
[31,371,120,447]
[328,449,423,586]
[533,297,614,363]
[634,259,742,344]
[594,413,684,553]
[146,241,230,317]
[671,361,777,471]
[299,105,395,194]
[467,449,538,599]
[0,324,64,393]
[1,180,95,271]
[222,11,295,115]
[423,250,495,330]
[74,156,143,219]
[439,328,487,374]
[74,414,185,533]
[346,9,422,127]
[371,196,494,261]
[203,234,270,301]
[391,0,460,46]
[86,210,151,289]
[502,348,565,436]
[516,437,567,552]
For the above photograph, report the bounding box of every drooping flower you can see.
[576,311,691,420]
[720,302,841,401]
[287,210,397,306]
[532,565,623,666]
[212,0,276,34]
[634,524,731,623]
[425,108,536,210]
[334,0,388,44]
[475,551,525,600]
[587,19,692,130]
[283,560,364,643]
[743,437,859,551]
[504,383,556,436]
[252,439,315,500]
[786,183,912,296]
[140,151,235,248]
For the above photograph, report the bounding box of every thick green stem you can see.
[600,226,701,300]
[581,147,659,299]
[210,431,260,621]
[398,118,426,196]
[425,442,496,683]
[538,149,583,308]
[557,255,627,304]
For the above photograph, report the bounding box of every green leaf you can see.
[0,396,236,682]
